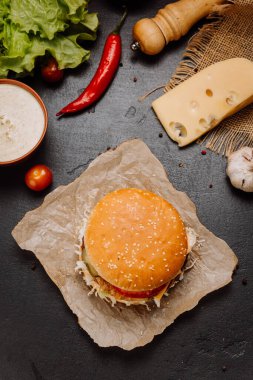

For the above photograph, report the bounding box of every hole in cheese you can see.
[199,115,217,130]
[190,100,199,111]
[226,91,238,106]
[199,118,208,128]
[206,89,213,97]
[169,122,187,138]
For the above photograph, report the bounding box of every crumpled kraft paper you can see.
[12,139,238,350]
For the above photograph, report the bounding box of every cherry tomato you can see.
[41,57,64,83]
[25,165,53,191]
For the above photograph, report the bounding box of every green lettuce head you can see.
[0,0,99,78]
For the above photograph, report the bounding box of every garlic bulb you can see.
[226,147,253,192]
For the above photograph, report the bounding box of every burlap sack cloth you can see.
[166,0,253,156]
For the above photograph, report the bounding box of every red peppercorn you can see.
[201,150,207,155]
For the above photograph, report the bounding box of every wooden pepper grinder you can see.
[131,0,224,55]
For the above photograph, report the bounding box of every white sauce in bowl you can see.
[0,83,45,163]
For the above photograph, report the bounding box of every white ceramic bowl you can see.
[0,79,48,166]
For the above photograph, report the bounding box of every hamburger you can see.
[76,188,196,307]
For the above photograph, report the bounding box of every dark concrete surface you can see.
[0,1,252,379]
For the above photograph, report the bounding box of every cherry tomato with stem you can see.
[41,57,64,84]
[25,165,53,191]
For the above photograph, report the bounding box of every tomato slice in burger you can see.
[112,283,167,299]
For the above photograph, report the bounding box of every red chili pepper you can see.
[56,9,127,117]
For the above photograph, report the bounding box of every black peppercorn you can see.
[31,262,37,271]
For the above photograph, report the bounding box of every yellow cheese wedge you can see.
[152,58,253,147]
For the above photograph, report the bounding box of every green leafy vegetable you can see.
[0,0,98,78]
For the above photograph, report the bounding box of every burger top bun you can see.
[85,188,188,292]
